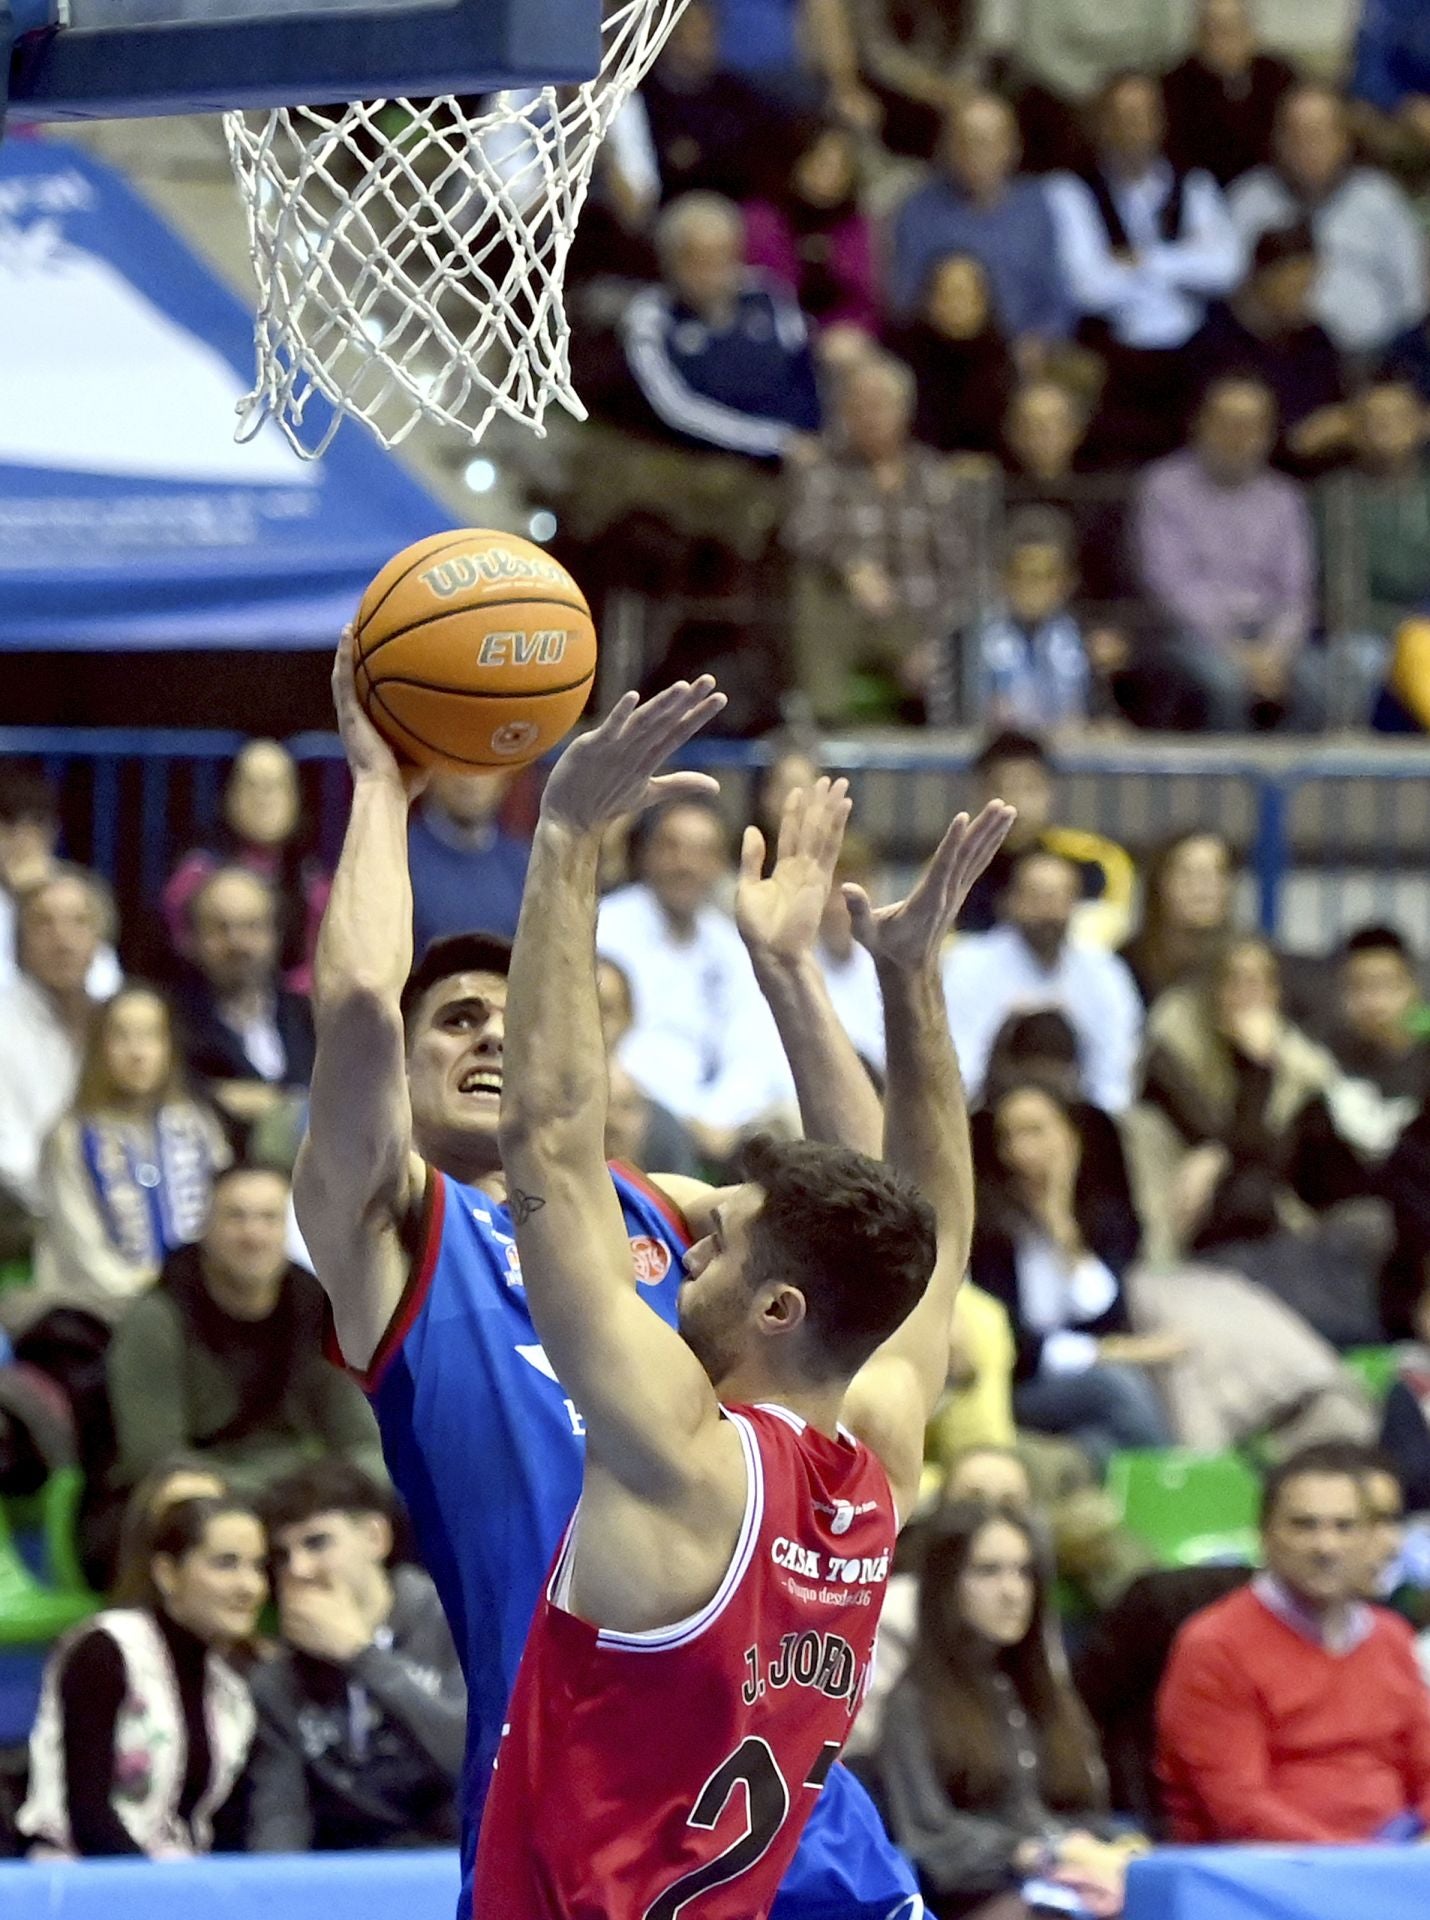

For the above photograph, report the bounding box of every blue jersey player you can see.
[296,633,930,1920]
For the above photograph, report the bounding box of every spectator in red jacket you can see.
[1156,1443,1430,1843]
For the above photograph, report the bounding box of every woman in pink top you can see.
[742,119,881,336]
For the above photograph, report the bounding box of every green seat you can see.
[1344,1346,1399,1404]
[1108,1449,1260,1569]
[0,1468,98,1648]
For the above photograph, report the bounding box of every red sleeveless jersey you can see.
[474,1401,896,1919]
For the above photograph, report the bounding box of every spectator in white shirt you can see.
[1228,84,1429,358]
[0,764,121,1000]
[1046,70,1243,461]
[596,798,789,1159]
[941,848,1144,1113]
[0,868,109,1251]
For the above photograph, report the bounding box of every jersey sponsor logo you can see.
[771,1535,889,1587]
[815,1496,879,1537]
[629,1234,672,1285]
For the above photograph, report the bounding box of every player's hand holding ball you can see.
[539,678,727,839]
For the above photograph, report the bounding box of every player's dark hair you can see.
[1260,1442,1375,1527]
[261,1458,394,1538]
[974,729,1048,777]
[0,760,58,828]
[400,931,514,1035]
[1339,923,1414,968]
[737,1134,936,1380]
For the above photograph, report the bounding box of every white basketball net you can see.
[224,0,688,458]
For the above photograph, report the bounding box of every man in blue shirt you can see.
[408,771,529,954]
[889,92,1074,349]
[1352,0,1430,180]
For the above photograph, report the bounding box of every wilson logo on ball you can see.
[490,721,541,757]
[421,549,573,597]
[477,630,569,666]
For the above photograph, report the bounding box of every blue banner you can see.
[0,136,454,648]
[1125,1845,1430,1920]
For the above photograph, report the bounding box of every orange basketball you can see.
[353,529,597,772]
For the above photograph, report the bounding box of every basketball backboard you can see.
[4,0,601,120]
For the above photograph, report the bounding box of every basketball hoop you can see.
[225,0,688,458]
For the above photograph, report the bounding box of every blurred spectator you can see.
[1349,0,1430,183]
[17,1495,265,1857]
[0,869,109,1250]
[888,93,1075,354]
[1013,0,1184,124]
[1229,84,1429,358]
[0,764,120,999]
[923,1301,1021,1481]
[958,731,1136,946]
[1046,71,1243,463]
[1157,1445,1430,1842]
[1164,0,1297,187]
[752,738,821,850]
[1189,224,1351,475]
[878,1501,1130,1920]
[970,1077,1174,1463]
[742,118,879,333]
[248,1461,463,1852]
[1139,935,1390,1349]
[961,506,1095,732]
[890,253,1017,456]
[1322,379,1430,687]
[783,350,975,723]
[639,0,775,202]
[942,849,1145,1113]
[1118,829,1237,1006]
[1133,375,1324,731]
[1000,379,1141,612]
[172,867,315,1159]
[596,798,786,1156]
[621,193,821,456]
[105,1163,382,1499]
[1329,925,1430,1101]
[111,1454,229,1605]
[14,988,228,1337]
[572,193,819,576]
[163,742,330,997]
[708,0,877,125]
[408,771,530,955]
[1382,1288,1430,1511]
[848,0,981,161]
[595,958,704,1176]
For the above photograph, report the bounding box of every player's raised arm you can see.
[293,630,427,1370]
[734,778,884,1158]
[838,802,1017,1521]
[498,680,732,1495]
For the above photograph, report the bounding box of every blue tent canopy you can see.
[0,137,455,649]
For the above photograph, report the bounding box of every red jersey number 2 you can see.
[644,1735,841,1920]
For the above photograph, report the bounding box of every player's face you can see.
[678,1185,764,1387]
[408,971,508,1150]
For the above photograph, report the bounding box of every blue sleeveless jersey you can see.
[355,1161,919,1920]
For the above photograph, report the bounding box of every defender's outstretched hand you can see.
[331,625,427,798]
[845,800,1016,972]
[539,679,726,836]
[736,776,853,967]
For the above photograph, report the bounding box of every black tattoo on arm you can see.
[511,1187,546,1226]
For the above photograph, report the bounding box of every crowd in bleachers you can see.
[7,0,1430,1908]
[533,0,1430,736]
[5,715,1430,1908]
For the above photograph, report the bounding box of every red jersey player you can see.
[480,676,1014,1919]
